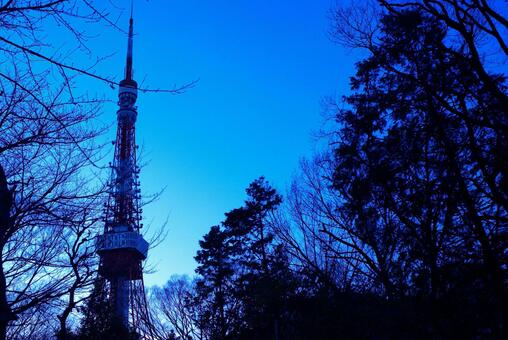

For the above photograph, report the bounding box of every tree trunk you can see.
[0,257,14,340]
[0,164,14,340]
[57,302,73,340]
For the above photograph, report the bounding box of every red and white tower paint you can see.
[96,13,151,331]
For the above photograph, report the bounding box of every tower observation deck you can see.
[96,14,150,331]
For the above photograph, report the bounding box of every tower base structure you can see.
[97,231,149,326]
[111,276,130,325]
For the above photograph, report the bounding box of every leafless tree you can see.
[6,302,57,339]
[148,275,202,340]
[329,0,382,50]
[271,153,402,295]
[0,91,105,338]
[0,67,105,337]
[55,196,101,338]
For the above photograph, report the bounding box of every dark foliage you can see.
[329,5,507,339]
[193,178,298,340]
[76,277,138,340]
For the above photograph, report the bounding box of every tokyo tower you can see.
[96,12,154,336]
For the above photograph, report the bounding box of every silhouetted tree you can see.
[194,225,237,339]
[77,277,112,338]
[328,1,507,337]
[0,2,116,337]
[265,1,508,338]
[194,178,301,340]
[56,211,99,340]
[0,84,104,339]
[222,178,292,339]
[272,154,399,296]
[77,277,139,340]
[149,275,198,340]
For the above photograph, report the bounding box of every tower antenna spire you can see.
[125,1,134,82]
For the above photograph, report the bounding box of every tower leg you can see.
[111,276,130,327]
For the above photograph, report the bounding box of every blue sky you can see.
[72,0,359,287]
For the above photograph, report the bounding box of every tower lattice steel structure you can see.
[96,14,154,336]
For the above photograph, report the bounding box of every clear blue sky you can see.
[72,0,359,287]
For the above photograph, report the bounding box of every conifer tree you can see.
[77,277,137,339]
[195,178,296,339]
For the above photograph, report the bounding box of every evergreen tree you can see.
[194,226,236,339]
[331,7,507,337]
[223,178,292,339]
[77,277,137,339]
[195,178,297,339]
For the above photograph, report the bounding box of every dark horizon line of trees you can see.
[1,0,507,339]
